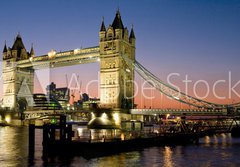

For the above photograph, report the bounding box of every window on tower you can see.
[6,60,11,67]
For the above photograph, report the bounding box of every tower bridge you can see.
[2,10,135,112]
[1,10,240,119]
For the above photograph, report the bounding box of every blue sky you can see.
[1,0,240,107]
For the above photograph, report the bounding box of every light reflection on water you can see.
[1,127,240,166]
[163,146,173,167]
[0,127,28,167]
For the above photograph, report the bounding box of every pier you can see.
[27,113,240,159]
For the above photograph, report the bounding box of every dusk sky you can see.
[1,0,240,108]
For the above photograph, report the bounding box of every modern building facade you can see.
[46,82,70,109]
[33,93,62,111]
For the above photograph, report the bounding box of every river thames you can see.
[0,126,240,167]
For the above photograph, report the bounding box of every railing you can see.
[24,109,90,120]
[130,108,228,116]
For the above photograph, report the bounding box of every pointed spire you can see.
[30,43,35,57]
[129,25,136,39]
[100,17,106,32]
[12,33,25,50]
[17,32,21,38]
[112,8,124,29]
[117,7,120,17]
[3,40,7,53]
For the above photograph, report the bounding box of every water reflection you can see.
[204,136,211,146]
[163,146,173,167]
[213,135,218,144]
[202,133,233,149]
[0,127,28,167]
[221,133,227,148]
[1,127,240,166]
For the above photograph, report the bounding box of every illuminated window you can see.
[108,33,113,39]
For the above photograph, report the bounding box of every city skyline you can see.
[1,0,240,108]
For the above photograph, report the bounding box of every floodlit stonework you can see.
[2,35,34,111]
[99,10,136,109]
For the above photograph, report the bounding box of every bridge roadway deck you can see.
[17,46,100,69]
[23,108,230,120]
[24,110,89,120]
[130,108,228,116]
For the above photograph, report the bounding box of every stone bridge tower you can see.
[99,10,136,109]
[2,35,34,111]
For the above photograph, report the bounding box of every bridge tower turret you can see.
[99,10,136,109]
[2,35,34,112]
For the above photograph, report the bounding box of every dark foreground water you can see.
[1,127,240,167]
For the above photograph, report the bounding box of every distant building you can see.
[46,82,70,109]
[33,93,62,110]
[83,97,100,109]
[81,93,89,102]
[74,93,100,110]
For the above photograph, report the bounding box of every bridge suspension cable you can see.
[231,102,240,108]
[121,54,228,109]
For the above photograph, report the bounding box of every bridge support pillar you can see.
[28,124,35,160]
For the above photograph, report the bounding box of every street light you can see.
[166,114,170,119]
